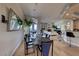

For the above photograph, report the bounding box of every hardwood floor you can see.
[53,40,79,56]
[14,39,79,56]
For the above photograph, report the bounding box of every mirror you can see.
[7,8,22,31]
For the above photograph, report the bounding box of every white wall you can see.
[0,4,24,55]
[3,3,24,20]
[0,30,24,56]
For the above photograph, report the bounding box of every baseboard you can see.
[10,39,23,56]
[64,40,79,47]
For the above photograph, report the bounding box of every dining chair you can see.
[24,34,35,55]
[37,39,53,56]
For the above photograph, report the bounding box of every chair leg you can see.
[33,45,35,55]
[52,41,53,56]
[24,47,28,55]
[41,45,42,56]
[24,42,28,55]
[35,45,39,56]
[37,45,39,56]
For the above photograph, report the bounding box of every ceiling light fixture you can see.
[60,4,76,17]
[33,9,36,11]
[35,3,38,6]
[33,3,38,12]
[72,17,76,20]
[66,13,69,16]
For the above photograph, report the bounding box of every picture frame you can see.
[7,8,22,31]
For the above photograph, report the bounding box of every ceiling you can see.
[19,3,66,23]
[2,3,79,23]
[63,4,79,20]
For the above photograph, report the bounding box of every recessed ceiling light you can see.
[66,13,69,16]
[35,3,38,5]
[33,9,36,11]
[63,11,66,14]
[72,17,76,20]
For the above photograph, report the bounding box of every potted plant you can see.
[23,18,32,34]
[16,17,32,34]
[17,16,23,25]
[23,18,32,27]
